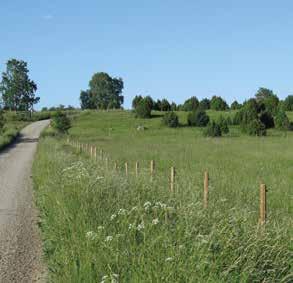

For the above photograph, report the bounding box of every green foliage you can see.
[183,97,199,111]
[0,110,5,133]
[230,100,242,110]
[217,115,229,134]
[283,95,293,111]
[160,99,171,111]
[0,59,39,111]
[247,119,266,136]
[52,111,71,133]
[255,87,279,114]
[204,121,222,137]
[135,99,152,118]
[274,110,290,130]
[259,111,274,129]
[132,95,143,109]
[162,111,179,127]
[187,110,209,127]
[170,102,177,111]
[199,98,210,110]
[80,72,124,110]
[210,96,228,111]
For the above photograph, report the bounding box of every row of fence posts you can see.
[66,138,267,226]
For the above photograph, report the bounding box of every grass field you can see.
[33,110,293,282]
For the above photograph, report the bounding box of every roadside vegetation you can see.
[33,110,293,282]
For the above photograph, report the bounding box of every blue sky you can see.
[1,0,293,109]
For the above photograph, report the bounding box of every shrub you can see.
[162,111,179,128]
[217,115,229,134]
[230,100,242,110]
[204,121,222,137]
[0,110,5,133]
[187,110,209,127]
[210,96,229,111]
[274,110,290,130]
[183,97,199,111]
[247,119,266,136]
[135,99,152,118]
[51,111,71,133]
[283,95,293,111]
[259,111,274,129]
[198,98,210,110]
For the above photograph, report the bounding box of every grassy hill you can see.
[33,110,293,282]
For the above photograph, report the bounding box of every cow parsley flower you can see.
[105,236,113,242]
[152,218,159,225]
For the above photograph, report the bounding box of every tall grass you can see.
[33,136,292,282]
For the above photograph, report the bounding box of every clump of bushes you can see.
[247,119,266,136]
[217,115,229,134]
[204,121,222,137]
[162,111,179,128]
[51,111,71,133]
[187,110,209,127]
[135,99,152,119]
[274,110,291,130]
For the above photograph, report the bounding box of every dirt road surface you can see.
[0,120,49,282]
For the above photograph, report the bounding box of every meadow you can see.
[33,110,293,282]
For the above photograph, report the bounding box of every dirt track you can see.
[0,120,49,282]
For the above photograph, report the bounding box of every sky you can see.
[1,0,293,109]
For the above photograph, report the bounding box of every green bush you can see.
[135,99,152,118]
[204,121,222,137]
[162,111,179,128]
[259,111,274,129]
[187,110,209,127]
[217,115,229,134]
[0,110,5,133]
[51,111,71,133]
[274,110,290,130]
[247,119,266,136]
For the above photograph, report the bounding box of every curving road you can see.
[0,120,49,282]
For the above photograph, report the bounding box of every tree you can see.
[145,96,154,110]
[283,95,293,111]
[187,110,209,127]
[247,119,266,136]
[80,90,93,110]
[183,97,199,111]
[162,111,179,127]
[52,111,71,133]
[170,102,177,111]
[0,59,39,111]
[259,111,274,129]
[210,96,228,111]
[80,72,124,110]
[132,95,143,109]
[255,87,279,114]
[199,98,210,110]
[161,99,171,111]
[135,98,152,118]
[230,100,242,110]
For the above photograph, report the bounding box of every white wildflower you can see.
[97,226,104,230]
[128,223,134,230]
[86,231,97,240]
[144,201,151,208]
[152,218,159,225]
[137,222,145,231]
[118,208,126,215]
[110,214,117,221]
[105,236,113,242]
[165,257,173,262]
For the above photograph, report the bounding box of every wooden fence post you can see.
[170,166,175,193]
[105,157,108,170]
[90,146,93,158]
[259,184,267,225]
[150,160,155,181]
[114,162,118,171]
[204,171,209,209]
[135,161,139,177]
[125,162,128,176]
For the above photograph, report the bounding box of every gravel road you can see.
[0,120,49,282]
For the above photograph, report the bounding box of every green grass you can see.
[33,110,293,282]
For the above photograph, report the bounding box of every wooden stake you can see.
[94,146,97,160]
[204,171,209,209]
[125,162,128,176]
[150,160,155,180]
[114,162,118,171]
[100,149,103,160]
[90,146,93,158]
[170,166,175,193]
[105,157,108,170]
[135,161,139,177]
[259,184,267,225]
